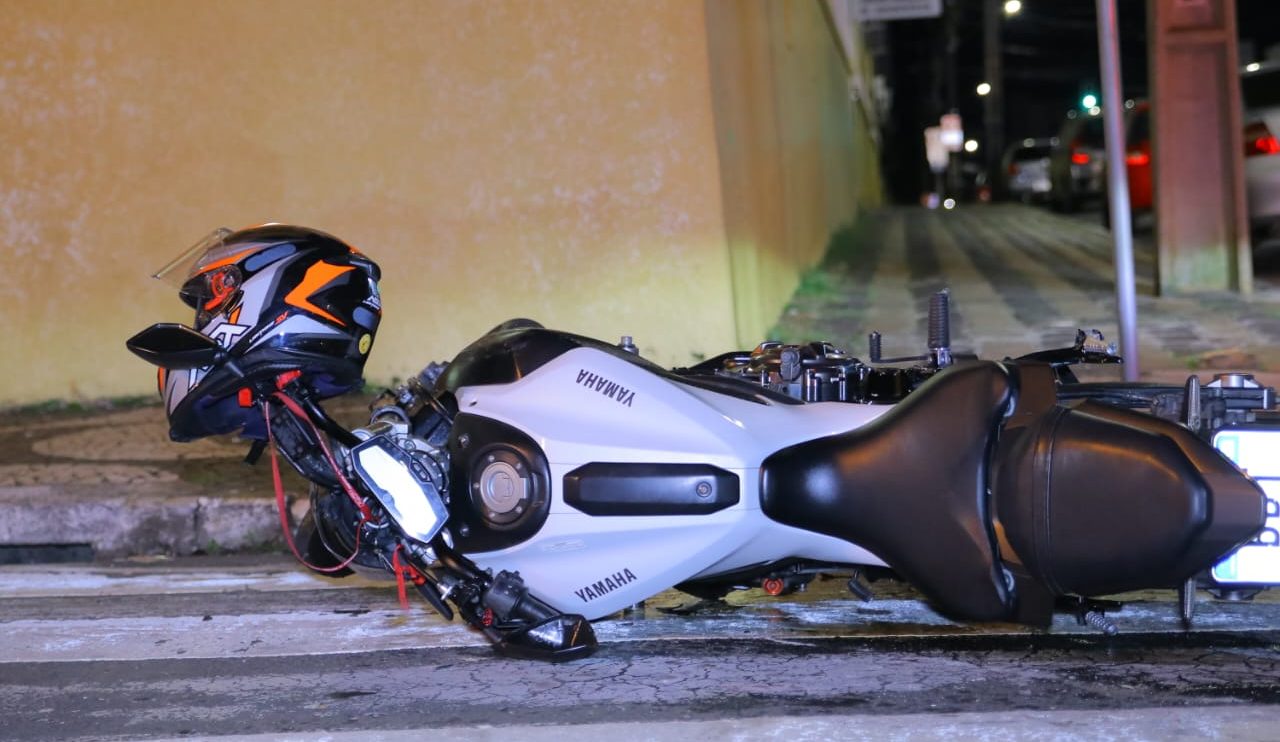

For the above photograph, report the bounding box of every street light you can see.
[964,139,980,153]
[976,82,992,96]
[1246,62,1261,72]
[1004,0,1022,15]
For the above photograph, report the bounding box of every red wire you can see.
[392,547,410,610]
[270,392,373,521]
[263,393,428,611]
[262,397,369,574]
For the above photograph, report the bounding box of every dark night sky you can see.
[877,0,1280,202]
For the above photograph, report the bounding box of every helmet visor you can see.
[153,227,236,288]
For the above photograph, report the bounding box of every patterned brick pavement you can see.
[774,204,1280,384]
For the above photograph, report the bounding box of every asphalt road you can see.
[2,555,1279,741]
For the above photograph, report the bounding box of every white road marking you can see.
[4,560,1279,665]
[0,609,484,663]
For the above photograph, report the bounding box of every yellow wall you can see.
[0,0,879,404]
[705,0,881,346]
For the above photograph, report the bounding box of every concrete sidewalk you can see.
[2,203,1278,559]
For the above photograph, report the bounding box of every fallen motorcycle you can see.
[128,224,1280,661]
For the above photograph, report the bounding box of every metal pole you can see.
[945,0,961,197]
[983,0,1004,197]
[1096,0,1139,381]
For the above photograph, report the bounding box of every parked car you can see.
[1100,101,1152,229]
[1122,101,1152,211]
[1098,68,1280,251]
[1242,62,1280,256]
[1049,112,1106,212]
[1001,138,1056,202]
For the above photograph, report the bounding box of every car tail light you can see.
[1125,150,1150,166]
[1070,150,1091,165]
[1245,121,1280,157]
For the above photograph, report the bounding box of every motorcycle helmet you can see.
[152,224,382,441]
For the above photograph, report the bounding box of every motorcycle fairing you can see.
[447,344,893,619]
[453,346,889,470]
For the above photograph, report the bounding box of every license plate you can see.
[1211,429,1280,585]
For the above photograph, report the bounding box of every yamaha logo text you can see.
[574,568,638,603]
[576,369,636,407]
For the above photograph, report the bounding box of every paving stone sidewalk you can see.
[773,204,1280,385]
[2,203,1278,559]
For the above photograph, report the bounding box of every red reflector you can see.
[1245,121,1280,157]
[762,577,785,596]
[276,370,302,389]
[1070,151,1090,165]
[1125,151,1150,166]
[238,388,254,407]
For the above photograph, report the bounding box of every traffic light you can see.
[1081,93,1099,109]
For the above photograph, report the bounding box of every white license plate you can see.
[1211,429,1280,585]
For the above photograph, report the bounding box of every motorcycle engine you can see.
[718,341,860,402]
[690,341,935,404]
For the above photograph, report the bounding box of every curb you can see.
[0,484,307,559]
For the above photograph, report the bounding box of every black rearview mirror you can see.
[126,323,225,369]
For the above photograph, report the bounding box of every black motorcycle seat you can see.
[760,361,1016,621]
